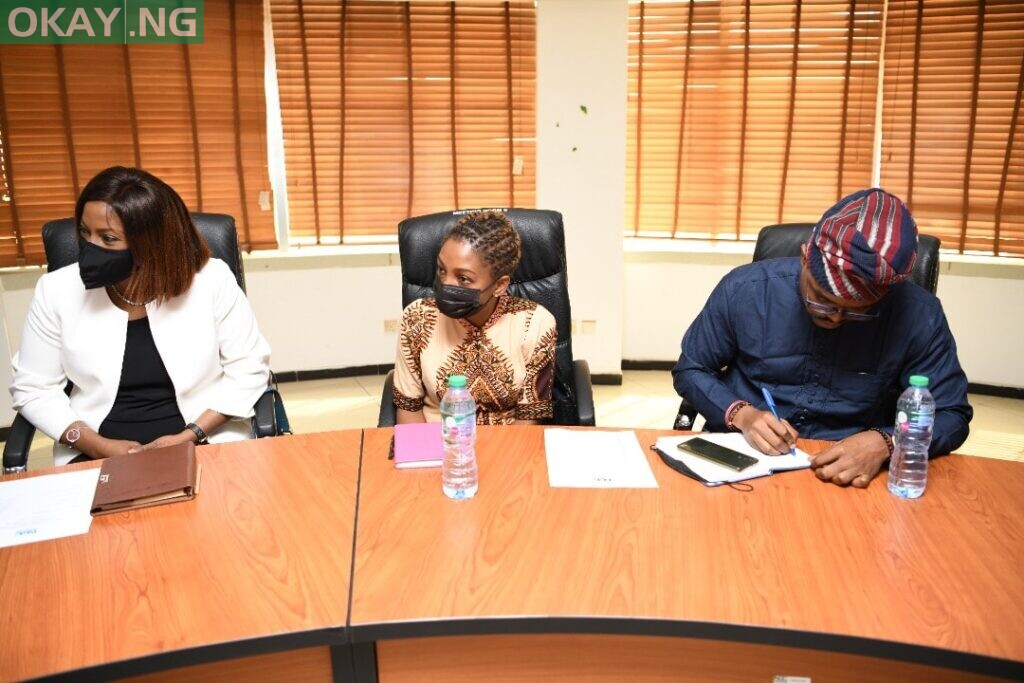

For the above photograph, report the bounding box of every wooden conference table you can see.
[0,431,361,683]
[1,426,1022,682]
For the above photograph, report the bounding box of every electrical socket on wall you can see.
[383,319,398,333]
[572,320,597,335]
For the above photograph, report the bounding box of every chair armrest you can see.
[253,390,278,438]
[673,398,699,431]
[3,413,37,474]
[573,359,595,427]
[377,371,397,428]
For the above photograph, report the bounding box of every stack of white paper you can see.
[544,429,659,488]
[0,469,101,548]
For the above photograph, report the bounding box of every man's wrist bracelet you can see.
[869,427,894,456]
[725,400,752,431]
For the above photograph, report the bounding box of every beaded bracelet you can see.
[868,427,894,456]
[725,400,752,431]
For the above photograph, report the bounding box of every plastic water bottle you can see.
[440,375,478,500]
[887,375,935,499]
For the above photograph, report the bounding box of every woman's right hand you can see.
[63,421,141,460]
[72,430,141,460]
[92,438,143,459]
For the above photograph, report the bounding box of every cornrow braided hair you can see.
[446,210,522,279]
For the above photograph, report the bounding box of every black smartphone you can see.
[677,437,759,472]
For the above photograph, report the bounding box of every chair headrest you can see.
[396,207,581,424]
[752,222,941,295]
[398,209,566,291]
[41,212,246,291]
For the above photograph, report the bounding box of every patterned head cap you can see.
[806,188,918,302]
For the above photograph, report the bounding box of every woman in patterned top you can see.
[394,210,557,425]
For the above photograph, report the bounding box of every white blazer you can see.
[10,258,271,466]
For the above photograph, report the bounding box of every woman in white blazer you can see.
[10,166,271,466]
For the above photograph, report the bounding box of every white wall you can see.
[3,249,1020,410]
[622,247,1024,389]
[536,0,627,377]
[1,269,40,380]
[0,280,14,422]
[243,252,403,370]
[2,249,1021,429]
[623,249,747,363]
[932,263,1024,387]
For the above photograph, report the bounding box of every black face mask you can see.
[434,279,496,319]
[78,239,134,290]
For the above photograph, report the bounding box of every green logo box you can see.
[1,1,204,44]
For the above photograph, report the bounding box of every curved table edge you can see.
[24,626,347,683]
[349,616,1024,680]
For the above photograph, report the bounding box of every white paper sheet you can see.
[544,429,659,488]
[655,433,811,485]
[0,468,101,548]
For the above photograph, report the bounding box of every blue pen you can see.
[761,386,796,455]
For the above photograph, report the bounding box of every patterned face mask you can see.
[434,279,495,319]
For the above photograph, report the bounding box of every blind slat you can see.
[882,0,1024,256]
[0,0,275,266]
[270,0,536,243]
[627,0,882,240]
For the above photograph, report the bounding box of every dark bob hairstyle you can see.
[75,166,210,302]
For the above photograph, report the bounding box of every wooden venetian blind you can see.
[0,0,275,267]
[270,0,535,244]
[627,0,883,239]
[881,0,1024,256]
[0,122,14,255]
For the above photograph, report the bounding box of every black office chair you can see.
[2,213,279,473]
[377,208,595,427]
[672,223,942,430]
[751,223,941,294]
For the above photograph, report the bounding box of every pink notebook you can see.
[393,422,444,469]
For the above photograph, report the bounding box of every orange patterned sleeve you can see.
[393,299,437,413]
[516,305,556,421]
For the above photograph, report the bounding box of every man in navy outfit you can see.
[673,188,972,487]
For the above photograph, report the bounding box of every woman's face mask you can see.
[434,279,496,319]
[434,238,506,319]
[78,239,133,289]
[77,201,133,290]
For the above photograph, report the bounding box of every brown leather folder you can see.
[90,442,200,516]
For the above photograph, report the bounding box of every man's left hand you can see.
[809,430,890,488]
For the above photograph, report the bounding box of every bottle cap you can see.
[448,374,467,388]
[909,375,929,388]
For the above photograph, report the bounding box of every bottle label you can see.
[895,408,934,432]
[442,410,476,440]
